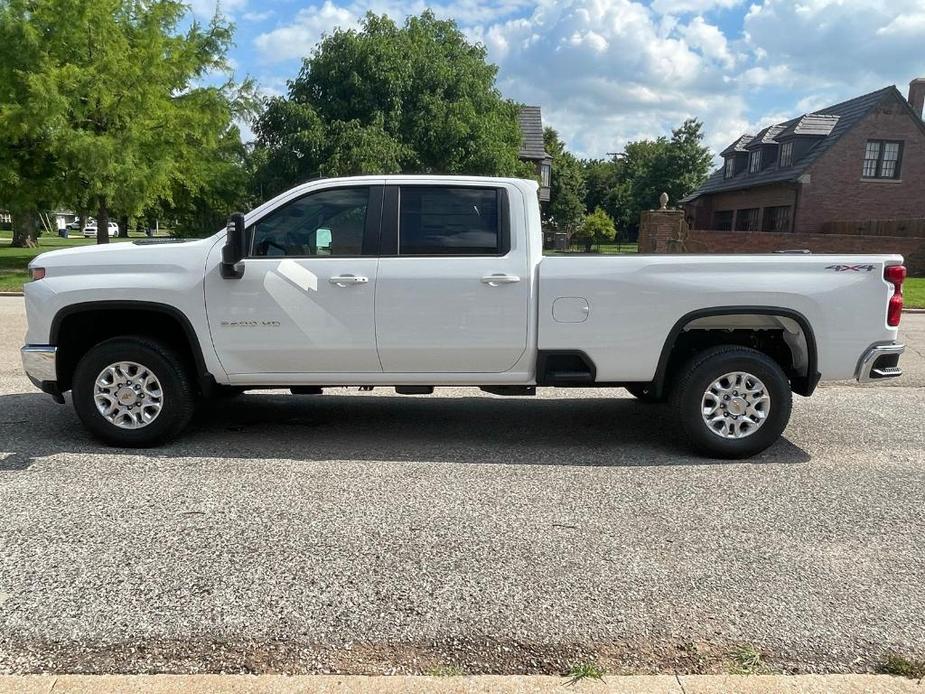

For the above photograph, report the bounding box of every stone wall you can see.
[638,209,685,253]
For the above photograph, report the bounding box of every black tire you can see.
[71,336,196,447]
[625,383,665,403]
[670,345,792,459]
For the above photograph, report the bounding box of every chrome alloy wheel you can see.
[94,361,164,429]
[701,371,770,439]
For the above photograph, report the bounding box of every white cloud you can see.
[242,9,275,22]
[253,0,533,64]
[680,16,735,68]
[188,0,247,19]
[743,0,925,91]
[876,11,925,37]
[254,1,357,63]
[650,0,742,14]
[477,0,748,158]
[243,0,925,161]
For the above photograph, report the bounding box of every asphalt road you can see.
[0,296,923,675]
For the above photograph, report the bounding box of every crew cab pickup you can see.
[21,176,907,458]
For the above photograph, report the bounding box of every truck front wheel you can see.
[671,346,792,459]
[71,337,196,447]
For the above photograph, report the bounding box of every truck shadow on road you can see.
[0,391,811,470]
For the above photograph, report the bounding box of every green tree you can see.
[0,0,255,245]
[0,1,65,247]
[542,127,586,240]
[581,157,629,237]
[574,207,616,252]
[617,118,712,235]
[252,11,530,198]
[153,128,253,236]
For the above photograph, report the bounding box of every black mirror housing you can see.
[221,213,247,279]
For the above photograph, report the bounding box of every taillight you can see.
[885,265,906,327]
[30,267,46,281]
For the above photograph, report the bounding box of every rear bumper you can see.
[857,343,904,383]
[21,345,65,403]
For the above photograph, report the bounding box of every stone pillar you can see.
[639,209,685,253]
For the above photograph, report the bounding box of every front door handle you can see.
[481,273,521,286]
[329,274,369,287]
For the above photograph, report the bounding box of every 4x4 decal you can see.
[826,264,876,272]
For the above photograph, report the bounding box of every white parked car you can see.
[82,221,119,238]
[21,176,906,457]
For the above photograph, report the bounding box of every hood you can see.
[30,236,219,278]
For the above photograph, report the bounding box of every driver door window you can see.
[251,187,372,257]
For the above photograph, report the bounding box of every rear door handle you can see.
[329,274,369,287]
[481,274,521,286]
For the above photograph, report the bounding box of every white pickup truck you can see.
[21,176,907,458]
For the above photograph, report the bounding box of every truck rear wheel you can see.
[71,337,195,447]
[671,345,792,459]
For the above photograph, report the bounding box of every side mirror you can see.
[221,213,248,279]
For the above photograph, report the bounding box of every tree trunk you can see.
[78,212,87,235]
[584,238,593,253]
[118,214,129,238]
[96,197,110,245]
[10,210,38,248]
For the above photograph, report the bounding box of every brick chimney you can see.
[909,78,925,119]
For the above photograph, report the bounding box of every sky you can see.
[196,0,925,164]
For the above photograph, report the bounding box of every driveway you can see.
[0,296,922,675]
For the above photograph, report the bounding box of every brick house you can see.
[517,105,551,202]
[683,80,925,235]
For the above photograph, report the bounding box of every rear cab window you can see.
[382,185,510,257]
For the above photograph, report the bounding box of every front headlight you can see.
[30,267,46,281]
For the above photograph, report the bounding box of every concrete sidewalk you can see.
[0,675,921,693]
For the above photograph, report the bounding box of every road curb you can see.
[0,292,24,297]
[0,674,920,693]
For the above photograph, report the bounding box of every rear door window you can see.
[398,187,501,256]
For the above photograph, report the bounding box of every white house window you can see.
[724,157,735,178]
[748,150,762,173]
[779,141,793,168]
[863,140,903,179]
[540,162,551,188]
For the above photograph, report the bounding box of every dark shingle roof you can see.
[517,105,547,160]
[720,134,754,156]
[683,86,911,202]
[746,123,789,147]
[776,114,840,138]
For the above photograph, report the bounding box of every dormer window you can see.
[779,141,793,168]
[724,157,735,179]
[748,150,762,173]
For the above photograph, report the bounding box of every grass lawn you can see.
[905,277,925,309]
[0,231,139,292]
[546,242,639,256]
